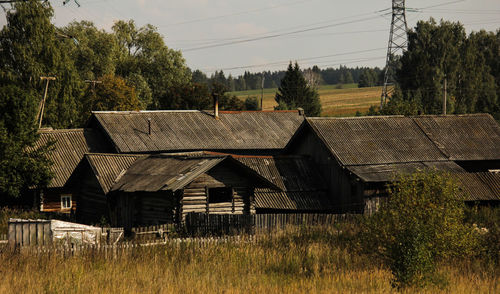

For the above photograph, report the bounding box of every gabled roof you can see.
[236,155,332,211]
[31,129,111,188]
[453,172,500,201]
[110,154,280,193]
[412,115,500,161]
[293,114,500,166]
[89,110,304,153]
[347,161,466,183]
[84,154,144,193]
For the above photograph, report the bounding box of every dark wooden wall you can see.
[74,169,107,225]
[287,127,364,213]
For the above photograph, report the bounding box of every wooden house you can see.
[286,114,500,213]
[86,110,304,155]
[235,155,333,213]
[107,154,280,230]
[68,153,144,224]
[27,129,112,213]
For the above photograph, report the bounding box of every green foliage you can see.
[112,20,191,110]
[363,171,478,289]
[0,0,82,129]
[161,83,211,110]
[358,69,379,88]
[275,62,321,116]
[81,75,140,121]
[395,19,499,116]
[244,96,259,110]
[0,85,53,199]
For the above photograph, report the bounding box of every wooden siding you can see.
[110,191,177,230]
[287,126,363,213]
[40,188,76,213]
[75,168,108,225]
[181,162,253,217]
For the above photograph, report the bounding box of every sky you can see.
[1,0,499,76]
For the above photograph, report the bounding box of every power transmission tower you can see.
[380,0,408,109]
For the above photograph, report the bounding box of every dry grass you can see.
[0,228,497,293]
[232,84,386,117]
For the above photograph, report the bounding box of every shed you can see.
[27,128,112,213]
[68,153,144,224]
[286,114,500,213]
[108,154,279,230]
[235,155,333,213]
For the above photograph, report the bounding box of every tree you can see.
[275,62,321,116]
[112,20,191,109]
[244,97,259,110]
[161,83,211,110]
[81,75,139,120]
[363,171,477,288]
[0,0,82,128]
[0,85,53,199]
[396,19,499,116]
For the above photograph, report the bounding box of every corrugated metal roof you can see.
[237,156,327,191]
[237,156,331,210]
[30,129,111,188]
[254,190,333,210]
[90,110,304,153]
[413,114,500,161]
[453,172,500,201]
[307,116,448,165]
[111,155,225,193]
[347,161,466,183]
[85,154,144,193]
[306,114,500,166]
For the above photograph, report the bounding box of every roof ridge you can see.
[38,128,86,133]
[85,153,145,157]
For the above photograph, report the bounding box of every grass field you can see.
[231,84,385,117]
[1,227,497,293]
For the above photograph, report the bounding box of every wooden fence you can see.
[184,213,356,236]
[130,223,176,241]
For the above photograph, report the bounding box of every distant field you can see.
[230,84,385,117]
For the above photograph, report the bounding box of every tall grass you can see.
[1,226,497,293]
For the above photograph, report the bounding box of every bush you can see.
[362,171,478,289]
[244,96,259,110]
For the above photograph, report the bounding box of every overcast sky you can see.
[1,0,499,76]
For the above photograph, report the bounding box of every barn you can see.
[286,114,500,213]
[107,154,280,230]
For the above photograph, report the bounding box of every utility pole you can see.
[84,79,102,92]
[443,77,447,115]
[37,76,56,129]
[261,76,265,110]
[380,0,408,109]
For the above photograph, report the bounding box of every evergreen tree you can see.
[275,62,321,116]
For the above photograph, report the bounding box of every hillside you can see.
[231,84,385,116]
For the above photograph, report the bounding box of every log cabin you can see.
[107,154,281,230]
[286,114,500,213]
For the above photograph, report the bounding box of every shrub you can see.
[363,171,478,289]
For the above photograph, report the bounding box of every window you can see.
[208,187,232,203]
[61,194,72,209]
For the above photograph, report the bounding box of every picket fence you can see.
[184,213,356,236]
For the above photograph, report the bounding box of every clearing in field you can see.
[231,84,386,117]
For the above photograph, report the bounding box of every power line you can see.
[182,15,381,52]
[202,48,386,72]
